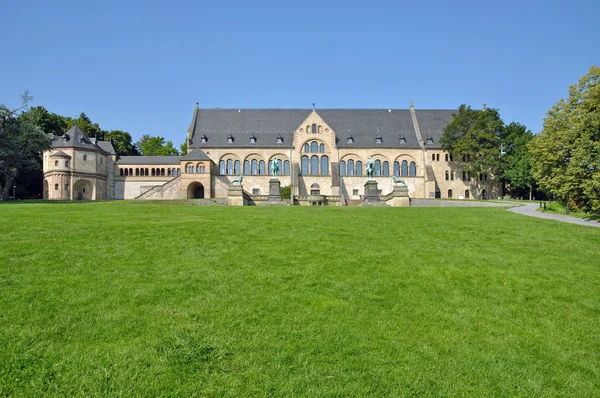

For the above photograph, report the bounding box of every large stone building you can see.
[42,103,500,203]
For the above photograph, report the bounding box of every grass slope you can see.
[1,202,599,396]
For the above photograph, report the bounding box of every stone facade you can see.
[42,105,501,203]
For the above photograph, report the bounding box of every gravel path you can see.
[508,203,600,228]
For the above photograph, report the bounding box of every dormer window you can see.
[376,135,382,144]
[347,136,354,144]
[426,136,434,145]
[200,135,207,143]
[227,135,234,143]
[276,135,283,144]
[250,135,256,143]
[399,136,406,144]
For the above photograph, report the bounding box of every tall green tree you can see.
[440,104,504,194]
[529,66,600,212]
[0,93,51,200]
[135,135,180,156]
[104,130,140,156]
[22,106,68,136]
[499,122,534,198]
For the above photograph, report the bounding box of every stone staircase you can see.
[135,176,181,200]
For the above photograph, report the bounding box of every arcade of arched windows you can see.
[337,155,418,177]
[218,155,291,176]
[119,167,181,177]
[339,156,363,176]
[303,140,327,154]
[393,157,417,177]
[304,123,323,134]
[185,162,207,174]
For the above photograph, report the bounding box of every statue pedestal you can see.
[390,184,411,207]
[268,178,282,202]
[361,179,387,206]
[227,184,245,206]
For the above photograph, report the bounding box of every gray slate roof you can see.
[96,141,116,155]
[180,149,211,161]
[50,125,115,154]
[189,109,308,148]
[116,156,181,165]
[50,150,71,158]
[415,110,457,149]
[188,108,458,149]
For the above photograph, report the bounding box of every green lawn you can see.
[1,202,599,397]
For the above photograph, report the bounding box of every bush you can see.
[280,185,291,199]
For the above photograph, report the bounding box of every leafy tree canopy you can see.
[440,104,534,197]
[440,104,504,176]
[529,66,600,212]
[0,93,51,200]
[104,130,140,156]
[135,134,180,156]
[66,112,105,140]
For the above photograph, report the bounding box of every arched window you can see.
[54,184,58,190]
[394,161,400,176]
[54,160,58,166]
[432,154,435,161]
[301,156,309,175]
[375,160,381,176]
[226,159,233,175]
[319,143,324,153]
[168,169,171,176]
[445,154,449,161]
[436,154,440,161]
[234,160,240,175]
[244,160,250,175]
[340,160,346,176]
[219,160,225,175]
[465,189,470,199]
[311,141,318,153]
[356,161,363,176]
[251,159,258,175]
[409,162,416,176]
[120,169,124,176]
[130,168,134,176]
[177,168,180,176]
[347,160,354,176]
[312,124,317,134]
[304,143,310,153]
[310,183,320,195]
[283,160,290,175]
[401,160,408,176]
[382,161,389,176]
[161,168,165,176]
[277,159,283,174]
[451,171,455,180]
[462,171,466,181]
[311,155,319,175]
[448,189,453,198]
[321,156,328,175]
[445,170,449,181]
[259,160,265,175]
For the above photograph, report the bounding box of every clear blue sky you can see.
[2,0,598,146]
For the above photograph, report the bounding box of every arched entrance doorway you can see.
[73,180,93,200]
[187,182,205,199]
[447,189,453,199]
[435,187,441,199]
[465,189,470,199]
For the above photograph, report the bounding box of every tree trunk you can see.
[1,176,13,200]
[529,185,532,201]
